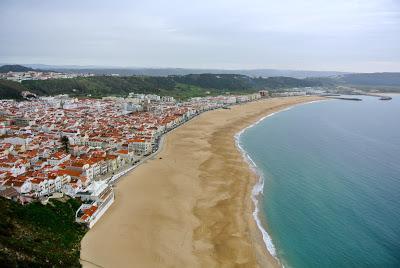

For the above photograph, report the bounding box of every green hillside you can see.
[169,74,320,91]
[20,74,321,99]
[0,65,35,73]
[0,80,26,100]
[0,73,324,100]
[22,76,176,97]
[0,197,87,267]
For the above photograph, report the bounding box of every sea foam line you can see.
[234,112,278,258]
[234,100,326,262]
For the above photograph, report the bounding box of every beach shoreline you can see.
[80,96,322,268]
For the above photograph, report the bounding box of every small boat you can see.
[379,96,392,101]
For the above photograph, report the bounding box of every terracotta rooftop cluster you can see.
[0,92,261,203]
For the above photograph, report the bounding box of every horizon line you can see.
[1,62,400,74]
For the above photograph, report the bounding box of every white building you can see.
[127,139,152,155]
[75,181,115,228]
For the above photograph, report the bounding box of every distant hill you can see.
[2,64,399,99]
[18,74,322,99]
[56,68,346,79]
[0,64,35,73]
[339,73,400,87]
[21,64,347,78]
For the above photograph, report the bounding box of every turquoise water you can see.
[239,96,400,267]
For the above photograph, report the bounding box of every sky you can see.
[1,0,399,72]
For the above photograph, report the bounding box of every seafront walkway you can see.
[108,135,166,186]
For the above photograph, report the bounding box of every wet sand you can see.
[81,96,322,268]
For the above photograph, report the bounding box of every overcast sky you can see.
[1,0,399,72]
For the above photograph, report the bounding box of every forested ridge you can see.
[0,73,323,100]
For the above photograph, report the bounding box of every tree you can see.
[61,136,70,153]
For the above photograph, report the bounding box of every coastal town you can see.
[0,69,93,82]
[2,0,399,266]
[0,91,265,227]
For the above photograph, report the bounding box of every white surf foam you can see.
[234,113,278,258]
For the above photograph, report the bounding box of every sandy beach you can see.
[80,96,322,268]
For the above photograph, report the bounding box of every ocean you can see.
[237,95,400,267]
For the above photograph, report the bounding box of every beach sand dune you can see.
[81,96,321,268]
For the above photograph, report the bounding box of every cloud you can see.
[0,0,399,71]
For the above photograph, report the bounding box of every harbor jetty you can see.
[366,93,392,101]
[326,96,362,101]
